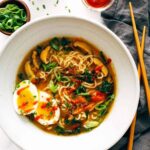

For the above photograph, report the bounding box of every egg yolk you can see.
[17,86,37,113]
[35,102,55,121]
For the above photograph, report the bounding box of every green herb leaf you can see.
[64,119,70,125]
[68,82,74,87]
[79,70,94,83]
[62,76,70,82]
[75,85,86,95]
[15,83,20,89]
[36,45,42,54]
[97,81,114,94]
[61,37,71,46]
[107,94,115,101]
[78,92,89,96]
[42,62,57,72]
[71,118,81,124]
[0,4,27,32]
[95,94,115,116]
[83,121,99,129]
[56,72,62,82]
[49,81,58,93]
[65,102,72,109]
[99,51,107,65]
[55,0,59,5]
[64,47,73,51]
[28,113,35,121]
[46,102,51,108]
[49,111,53,116]
[42,4,46,9]
[56,72,70,82]
[55,126,65,134]
[50,37,60,51]
[18,73,25,81]
[84,95,91,102]
[72,127,81,134]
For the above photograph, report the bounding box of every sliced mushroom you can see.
[74,41,92,54]
[40,46,50,64]
[32,51,39,69]
[24,61,35,80]
[93,58,108,77]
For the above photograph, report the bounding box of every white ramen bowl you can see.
[0,16,139,150]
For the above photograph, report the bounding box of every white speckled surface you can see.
[0,0,102,149]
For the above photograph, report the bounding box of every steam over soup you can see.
[14,37,116,135]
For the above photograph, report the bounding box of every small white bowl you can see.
[0,16,139,150]
[82,0,115,12]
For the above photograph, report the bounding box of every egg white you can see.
[35,91,60,126]
[13,80,38,115]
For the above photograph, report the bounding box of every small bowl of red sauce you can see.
[82,0,114,11]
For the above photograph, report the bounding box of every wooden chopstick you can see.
[127,26,146,150]
[129,2,150,114]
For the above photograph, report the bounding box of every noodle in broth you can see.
[15,37,116,135]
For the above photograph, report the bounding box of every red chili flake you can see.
[41,103,47,109]
[71,96,87,105]
[82,103,88,107]
[95,65,103,73]
[19,101,28,109]
[67,87,76,93]
[92,77,95,81]
[31,79,38,84]
[24,108,34,113]
[94,49,99,55]
[68,67,77,74]
[35,115,43,121]
[76,80,81,84]
[33,101,38,105]
[46,98,51,101]
[107,58,112,64]
[70,79,81,88]
[90,91,106,102]
[52,106,58,111]
[17,86,29,95]
[70,123,80,130]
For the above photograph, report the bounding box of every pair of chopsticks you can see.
[128,2,150,150]
[127,26,146,150]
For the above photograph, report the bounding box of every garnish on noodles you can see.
[14,37,116,135]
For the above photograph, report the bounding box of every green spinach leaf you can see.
[97,81,113,94]
[79,70,94,83]
[99,51,107,65]
[61,37,71,46]
[18,73,25,81]
[36,45,42,54]
[75,85,86,95]
[50,37,60,50]
[55,126,65,134]
[42,62,57,71]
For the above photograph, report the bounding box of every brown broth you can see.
[16,37,116,136]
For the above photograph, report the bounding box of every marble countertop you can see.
[0,0,102,149]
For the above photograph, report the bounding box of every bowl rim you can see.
[0,15,140,150]
[0,0,31,36]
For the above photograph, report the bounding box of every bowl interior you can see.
[0,17,139,150]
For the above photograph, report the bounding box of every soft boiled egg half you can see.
[34,91,60,126]
[13,80,60,126]
[13,80,38,115]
